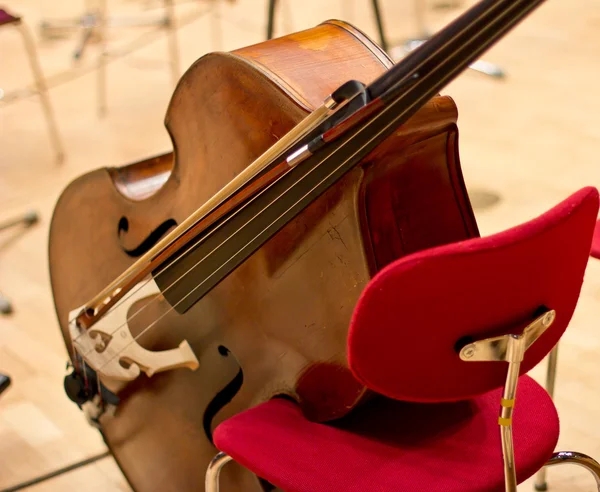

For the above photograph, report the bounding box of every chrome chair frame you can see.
[0,13,64,163]
[205,310,600,492]
[534,343,559,490]
[39,0,180,117]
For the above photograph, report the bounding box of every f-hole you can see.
[202,345,243,444]
[117,216,177,257]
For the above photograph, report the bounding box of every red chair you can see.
[591,221,600,259]
[205,186,600,492]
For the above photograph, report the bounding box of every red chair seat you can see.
[214,375,558,492]
[0,8,20,27]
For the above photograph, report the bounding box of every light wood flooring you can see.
[1,0,600,490]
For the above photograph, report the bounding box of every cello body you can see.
[49,21,479,491]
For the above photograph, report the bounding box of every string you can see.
[78,0,540,374]
[68,0,508,343]
[81,0,535,371]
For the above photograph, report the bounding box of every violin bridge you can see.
[68,279,199,382]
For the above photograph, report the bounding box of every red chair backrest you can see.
[348,187,599,402]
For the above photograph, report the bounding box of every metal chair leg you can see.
[16,21,65,163]
[205,452,233,492]
[542,451,600,491]
[97,0,108,118]
[0,211,38,232]
[266,0,277,39]
[0,294,12,315]
[0,210,39,316]
[209,0,224,52]
[266,0,387,51]
[370,0,388,52]
[534,343,559,491]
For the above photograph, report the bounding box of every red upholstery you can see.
[348,187,599,402]
[0,8,20,27]
[213,375,558,492]
[590,219,600,259]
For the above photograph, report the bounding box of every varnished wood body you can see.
[49,21,478,491]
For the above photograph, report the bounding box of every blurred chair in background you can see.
[39,0,181,116]
[0,7,65,163]
[0,210,39,315]
[0,373,11,396]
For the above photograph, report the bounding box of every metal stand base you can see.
[0,211,39,316]
[393,38,505,78]
[389,0,506,79]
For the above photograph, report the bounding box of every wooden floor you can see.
[1,0,600,490]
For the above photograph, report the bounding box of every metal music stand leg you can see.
[370,0,388,52]
[266,0,388,51]
[5,15,65,164]
[165,0,181,85]
[0,211,39,315]
[97,0,108,117]
[397,0,506,79]
[266,0,277,40]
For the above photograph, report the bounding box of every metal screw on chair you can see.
[462,346,475,359]
[542,311,555,326]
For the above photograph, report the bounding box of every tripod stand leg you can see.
[370,0,388,52]
[17,21,65,163]
[165,0,181,86]
[97,0,108,117]
[0,294,12,315]
[0,211,38,232]
[266,0,277,40]
[0,211,39,315]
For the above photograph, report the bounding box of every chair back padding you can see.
[348,187,599,402]
[590,219,600,259]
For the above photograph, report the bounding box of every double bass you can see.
[48,0,546,490]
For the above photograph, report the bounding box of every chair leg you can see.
[534,343,559,491]
[164,0,181,86]
[0,210,39,315]
[16,21,65,164]
[266,0,277,40]
[370,0,388,52]
[0,294,12,315]
[209,0,224,52]
[205,452,233,492]
[97,0,108,117]
[542,451,600,491]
